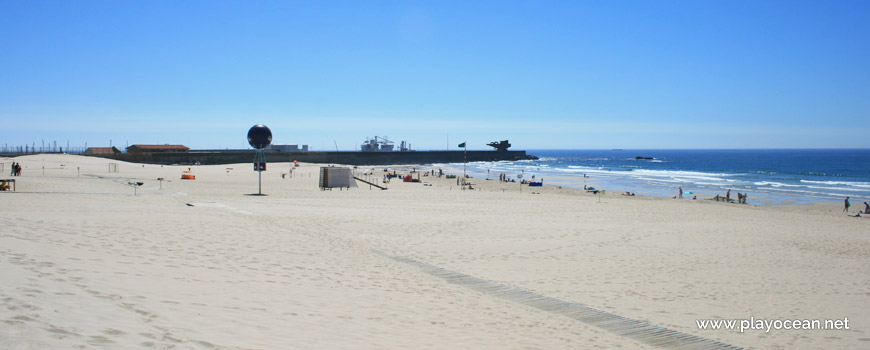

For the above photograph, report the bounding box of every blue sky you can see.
[1,0,868,150]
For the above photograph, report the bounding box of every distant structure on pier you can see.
[126,144,189,154]
[487,140,512,151]
[269,144,309,152]
[361,136,410,152]
[84,146,122,155]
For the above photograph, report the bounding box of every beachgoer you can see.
[692,195,697,200]
[679,187,683,199]
[10,162,15,176]
[844,197,850,212]
[864,202,869,214]
[743,193,748,204]
[726,189,731,202]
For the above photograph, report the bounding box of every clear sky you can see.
[1,0,868,151]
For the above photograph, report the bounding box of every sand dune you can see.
[1,154,867,349]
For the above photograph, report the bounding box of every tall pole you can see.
[463,142,467,177]
[253,148,267,195]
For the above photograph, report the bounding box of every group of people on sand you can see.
[674,187,697,200]
[9,162,22,176]
[680,187,748,204]
[497,173,516,183]
[736,191,748,204]
[718,189,749,204]
[843,197,870,217]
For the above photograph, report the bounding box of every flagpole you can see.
[463,142,467,177]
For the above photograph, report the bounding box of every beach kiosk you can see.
[319,167,356,190]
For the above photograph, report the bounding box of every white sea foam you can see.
[755,181,801,188]
[800,180,870,188]
[630,169,737,178]
[804,185,867,192]
[761,187,853,198]
[755,181,868,193]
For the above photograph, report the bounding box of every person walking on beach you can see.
[679,187,683,199]
[843,197,850,212]
[864,202,869,214]
[726,189,731,202]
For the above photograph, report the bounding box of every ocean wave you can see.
[761,187,854,198]
[754,181,802,188]
[748,170,778,175]
[554,167,619,174]
[690,181,740,187]
[751,182,869,196]
[668,175,734,183]
[800,180,870,188]
[798,172,844,177]
[804,186,868,192]
[630,169,737,178]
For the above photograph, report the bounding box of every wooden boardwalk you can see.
[385,253,744,350]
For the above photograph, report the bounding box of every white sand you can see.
[1,154,868,349]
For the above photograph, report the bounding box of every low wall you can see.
[87,150,536,165]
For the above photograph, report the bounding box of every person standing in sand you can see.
[843,197,850,212]
[679,187,683,199]
[726,189,731,202]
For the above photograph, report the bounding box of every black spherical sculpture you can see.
[247,124,272,149]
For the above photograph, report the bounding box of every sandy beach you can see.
[1,154,868,349]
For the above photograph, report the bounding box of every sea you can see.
[435,149,870,206]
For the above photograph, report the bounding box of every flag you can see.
[458,142,466,148]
